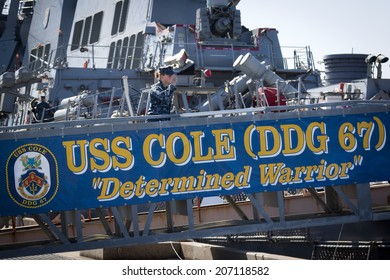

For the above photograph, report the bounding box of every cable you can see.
[332,223,344,260]
[170,241,182,260]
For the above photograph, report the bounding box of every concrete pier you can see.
[80,241,300,260]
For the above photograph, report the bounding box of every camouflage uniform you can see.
[33,97,53,122]
[147,80,176,121]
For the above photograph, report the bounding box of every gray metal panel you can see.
[151,0,206,25]
[0,93,15,113]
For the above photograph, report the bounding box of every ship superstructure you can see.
[1,0,322,125]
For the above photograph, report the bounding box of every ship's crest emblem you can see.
[6,144,58,209]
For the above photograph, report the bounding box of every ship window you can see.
[111,1,122,36]
[82,16,92,47]
[120,37,129,69]
[29,48,37,71]
[107,42,116,68]
[71,20,83,51]
[35,45,44,69]
[126,35,135,69]
[29,43,51,71]
[111,0,129,36]
[43,44,51,67]
[19,0,35,16]
[119,0,129,33]
[72,11,103,51]
[132,32,143,69]
[90,11,103,44]
[113,39,122,69]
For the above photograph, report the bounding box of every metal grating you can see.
[199,228,310,243]
[312,242,390,260]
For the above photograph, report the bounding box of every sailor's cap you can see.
[159,66,177,76]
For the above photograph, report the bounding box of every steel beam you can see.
[1,185,390,258]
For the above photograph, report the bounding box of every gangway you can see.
[1,101,390,258]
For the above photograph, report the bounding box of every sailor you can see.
[33,93,53,122]
[146,66,177,122]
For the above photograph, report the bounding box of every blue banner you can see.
[1,112,389,216]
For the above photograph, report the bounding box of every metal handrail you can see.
[28,40,316,74]
[1,100,389,134]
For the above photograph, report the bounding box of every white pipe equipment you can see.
[196,74,250,112]
[197,52,297,111]
[233,53,297,98]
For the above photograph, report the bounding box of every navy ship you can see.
[0,0,325,125]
